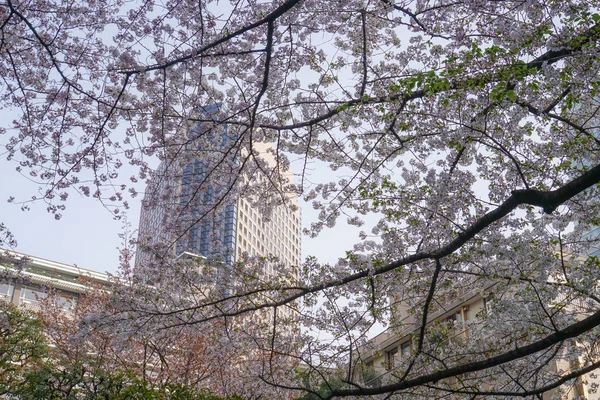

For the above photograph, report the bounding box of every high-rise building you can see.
[136,108,301,284]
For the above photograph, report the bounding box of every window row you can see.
[0,282,75,310]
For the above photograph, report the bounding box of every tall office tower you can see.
[136,109,301,286]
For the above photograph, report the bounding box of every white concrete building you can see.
[0,250,109,312]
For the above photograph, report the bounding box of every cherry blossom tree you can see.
[3,0,600,398]
[40,285,218,390]
[0,283,242,399]
[0,301,47,395]
[0,296,241,399]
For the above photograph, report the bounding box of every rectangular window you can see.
[19,287,46,306]
[55,295,75,310]
[401,341,410,358]
[386,347,398,370]
[447,310,463,323]
[0,282,14,301]
[483,294,495,314]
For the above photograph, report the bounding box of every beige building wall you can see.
[234,196,301,270]
[234,141,301,329]
[234,141,301,267]
[358,294,487,387]
[355,288,599,399]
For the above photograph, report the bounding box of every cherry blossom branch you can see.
[256,22,600,132]
[359,10,368,97]
[120,0,302,74]
[6,0,116,108]
[329,308,600,397]
[133,160,600,326]
[517,99,600,147]
[423,357,600,398]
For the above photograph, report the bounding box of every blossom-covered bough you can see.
[3,0,600,398]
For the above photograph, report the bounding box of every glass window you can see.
[447,310,463,323]
[55,295,75,310]
[386,347,398,370]
[0,282,14,301]
[19,287,46,305]
[401,342,410,358]
[483,294,495,313]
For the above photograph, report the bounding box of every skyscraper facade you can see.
[136,109,301,281]
[232,142,302,270]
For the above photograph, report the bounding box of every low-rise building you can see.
[0,250,110,312]
[353,283,600,399]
